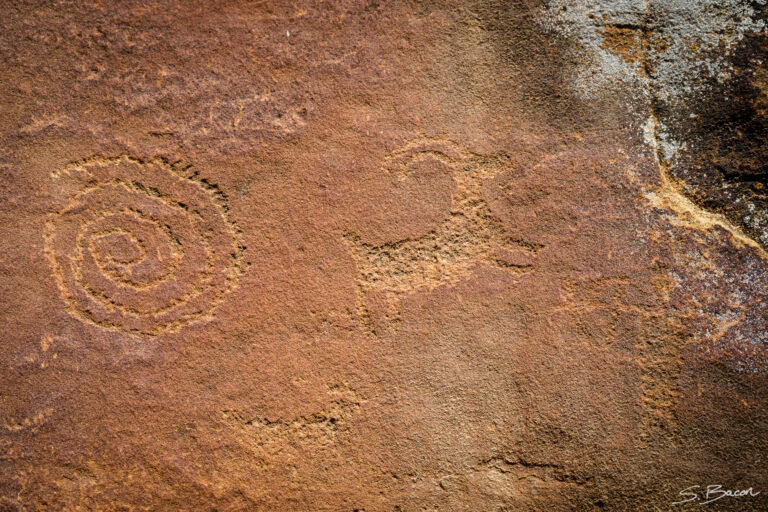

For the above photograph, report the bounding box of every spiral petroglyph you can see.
[45,156,243,335]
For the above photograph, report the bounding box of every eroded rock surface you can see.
[1,1,766,510]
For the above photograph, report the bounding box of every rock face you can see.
[1,1,766,510]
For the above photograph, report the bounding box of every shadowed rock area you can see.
[1,1,766,510]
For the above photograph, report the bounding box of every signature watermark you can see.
[672,484,760,506]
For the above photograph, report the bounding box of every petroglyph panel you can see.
[45,157,243,335]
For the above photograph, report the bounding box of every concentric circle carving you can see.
[45,157,242,335]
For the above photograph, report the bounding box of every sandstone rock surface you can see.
[1,1,766,510]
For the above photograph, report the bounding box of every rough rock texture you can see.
[1,1,766,510]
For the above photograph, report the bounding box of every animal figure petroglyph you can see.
[344,138,537,332]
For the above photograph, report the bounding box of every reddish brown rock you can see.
[1,1,766,510]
